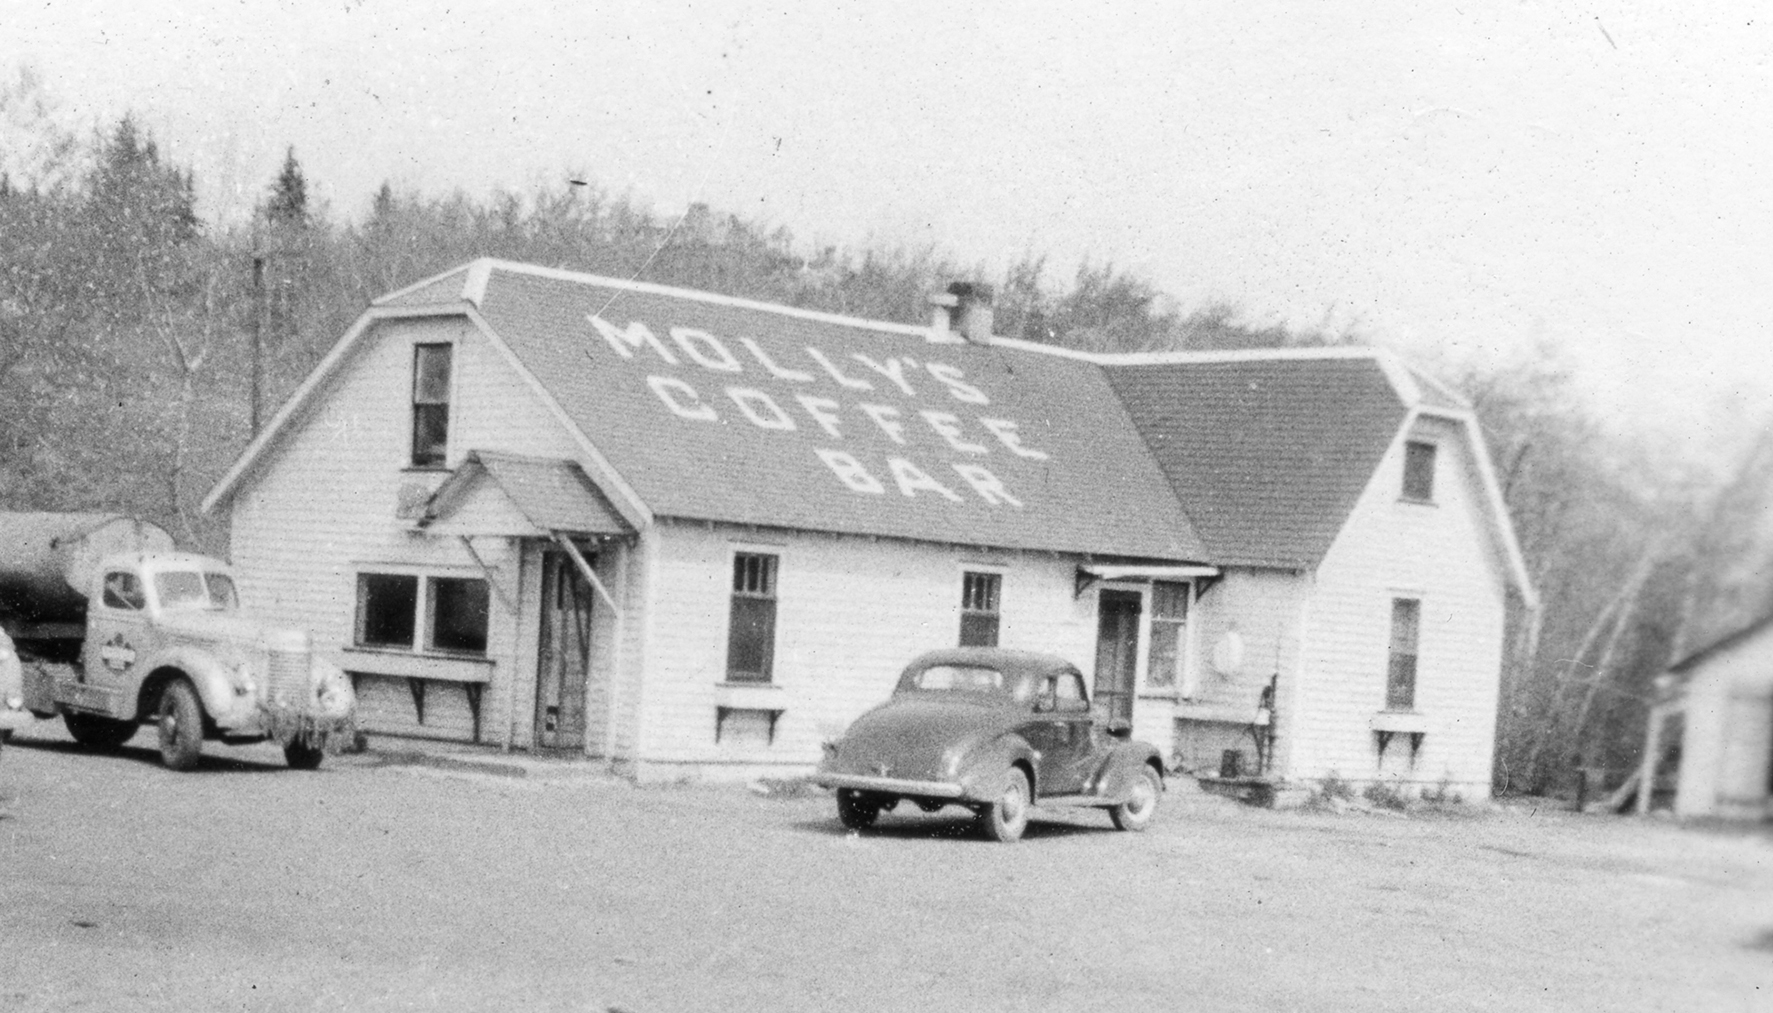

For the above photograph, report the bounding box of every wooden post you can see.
[1637,703,1665,816]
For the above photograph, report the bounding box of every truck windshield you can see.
[154,571,239,612]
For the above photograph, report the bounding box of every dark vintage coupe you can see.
[813,647,1166,842]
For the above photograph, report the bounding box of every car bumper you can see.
[0,708,34,732]
[813,772,966,798]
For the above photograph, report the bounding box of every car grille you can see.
[267,646,309,706]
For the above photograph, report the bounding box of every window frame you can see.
[353,569,490,656]
[410,342,454,469]
[1146,580,1190,693]
[1386,596,1422,711]
[1401,440,1437,503]
[958,570,1003,647]
[724,551,780,683]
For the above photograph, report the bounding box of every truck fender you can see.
[1092,742,1165,803]
[133,646,241,723]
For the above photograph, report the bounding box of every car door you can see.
[1022,669,1095,796]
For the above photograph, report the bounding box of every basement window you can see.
[959,571,1002,647]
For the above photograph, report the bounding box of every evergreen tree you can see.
[266,146,308,226]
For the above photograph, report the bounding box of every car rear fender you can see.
[956,733,1038,801]
[1091,743,1165,803]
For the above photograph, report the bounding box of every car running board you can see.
[1034,794,1113,809]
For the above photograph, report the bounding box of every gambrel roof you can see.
[204,259,1535,603]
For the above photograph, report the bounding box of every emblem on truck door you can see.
[99,634,137,673]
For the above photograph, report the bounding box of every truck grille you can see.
[267,647,310,706]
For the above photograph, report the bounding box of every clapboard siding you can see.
[1294,415,1506,796]
[227,314,599,747]
[1179,569,1309,773]
[629,522,1098,776]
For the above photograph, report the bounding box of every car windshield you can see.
[154,570,239,612]
[907,664,1005,694]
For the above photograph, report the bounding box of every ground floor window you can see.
[1148,581,1189,691]
[727,553,778,682]
[959,571,1001,647]
[1386,597,1420,710]
[356,572,489,655]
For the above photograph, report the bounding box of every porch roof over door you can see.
[416,450,634,539]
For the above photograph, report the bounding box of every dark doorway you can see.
[1094,589,1142,725]
[536,550,595,750]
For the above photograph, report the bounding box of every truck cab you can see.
[36,552,355,770]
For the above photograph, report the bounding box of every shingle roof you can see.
[423,451,631,536]
[1103,357,1409,568]
[471,266,1207,561]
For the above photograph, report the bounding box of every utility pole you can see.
[250,248,265,436]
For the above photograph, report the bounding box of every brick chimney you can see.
[927,281,995,344]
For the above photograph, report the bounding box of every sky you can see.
[6,0,1773,462]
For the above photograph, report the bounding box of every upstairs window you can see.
[959,572,1002,647]
[726,553,778,683]
[1402,441,1436,502]
[411,344,452,467]
[1386,597,1421,710]
[1148,581,1190,691]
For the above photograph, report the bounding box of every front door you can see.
[1094,589,1141,725]
[536,550,594,750]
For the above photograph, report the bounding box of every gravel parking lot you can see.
[1,726,1769,1013]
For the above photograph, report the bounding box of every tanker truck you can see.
[0,512,355,770]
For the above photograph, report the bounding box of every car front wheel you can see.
[979,768,1031,843]
[1111,764,1162,831]
[836,789,882,830]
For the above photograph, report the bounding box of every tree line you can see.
[2,76,1757,798]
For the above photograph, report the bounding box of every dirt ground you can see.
[1,726,1769,1013]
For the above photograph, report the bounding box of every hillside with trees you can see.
[2,76,1754,798]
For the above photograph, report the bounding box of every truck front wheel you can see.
[64,711,137,750]
[156,680,204,771]
[283,740,325,771]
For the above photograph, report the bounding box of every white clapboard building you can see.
[202,259,1534,794]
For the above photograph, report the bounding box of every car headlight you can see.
[234,663,257,697]
[4,695,22,710]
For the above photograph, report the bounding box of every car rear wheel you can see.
[979,768,1031,843]
[156,680,204,772]
[836,789,882,830]
[64,710,137,750]
[1111,764,1162,831]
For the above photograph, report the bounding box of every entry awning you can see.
[415,451,633,539]
[1075,562,1220,598]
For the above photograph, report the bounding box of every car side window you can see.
[1053,671,1089,713]
[102,571,146,611]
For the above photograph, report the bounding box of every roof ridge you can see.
[474,258,934,339]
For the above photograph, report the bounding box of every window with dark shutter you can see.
[1387,598,1421,710]
[726,553,778,682]
[1402,441,1436,502]
[411,344,452,467]
[959,572,1001,647]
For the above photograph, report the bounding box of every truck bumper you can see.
[0,708,34,732]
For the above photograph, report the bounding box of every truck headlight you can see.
[4,695,21,710]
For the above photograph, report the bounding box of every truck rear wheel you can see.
[64,711,137,750]
[156,680,204,771]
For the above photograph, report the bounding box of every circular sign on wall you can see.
[1210,629,1245,678]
